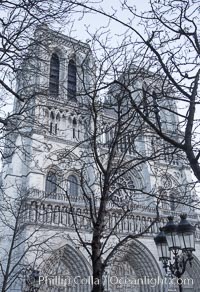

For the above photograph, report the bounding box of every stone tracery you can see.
[41,245,91,292]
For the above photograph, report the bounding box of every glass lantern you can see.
[154,227,171,261]
[163,216,181,250]
[177,214,195,252]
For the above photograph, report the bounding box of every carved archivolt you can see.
[108,239,162,292]
[41,244,91,292]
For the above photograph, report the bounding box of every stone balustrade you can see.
[22,188,200,240]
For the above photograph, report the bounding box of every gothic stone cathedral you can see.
[1,25,200,292]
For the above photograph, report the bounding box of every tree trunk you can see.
[91,226,105,292]
[91,258,104,292]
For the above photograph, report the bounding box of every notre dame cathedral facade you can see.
[1,24,200,292]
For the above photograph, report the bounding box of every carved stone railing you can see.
[27,188,198,218]
[22,200,163,234]
[22,189,200,241]
[28,188,83,203]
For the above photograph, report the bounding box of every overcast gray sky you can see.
[56,0,149,44]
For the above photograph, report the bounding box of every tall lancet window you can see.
[50,112,54,134]
[68,59,76,101]
[45,171,57,195]
[67,175,78,196]
[72,117,77,139]
[55,113,60,135]
[49,53,59,97]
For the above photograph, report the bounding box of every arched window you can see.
[49,112,60,135]
[50,112,54,134]
[55,113,60,135]
[49,53,59,97]
[78,119,82,139]
[68,59,76,101]
[72,118,77,139]
[45,171,57,195]
[67,175,78,196]
[170,193,176,211]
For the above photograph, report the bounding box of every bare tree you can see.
[0,184,68,292]
[29,31,198,292]
[0,0,79,160]
[0,2,84,291]
[1,2,200,291]
[65,0,200,182]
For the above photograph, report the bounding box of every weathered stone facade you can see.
[1,25,200,292]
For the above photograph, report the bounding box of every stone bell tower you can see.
[1,25,200,292]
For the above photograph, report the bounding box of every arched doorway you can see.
[40,244,91,292]
[108,239,162,292]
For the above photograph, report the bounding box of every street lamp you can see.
[154,214,195,292]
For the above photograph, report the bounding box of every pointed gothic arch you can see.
[49,53,60,97]
[49,111,54,134]
[67,174,78,196]
[108,239,162,292]
[45,170,57,195]
[55,113,60,135]
[72,117,77,138]
[68,59,77,101]
[41,244,91,292]
[182,254,200,292]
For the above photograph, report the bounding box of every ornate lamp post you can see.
[154,214,195,292]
